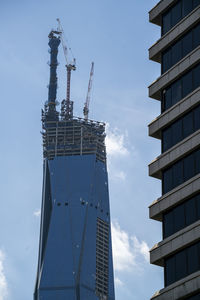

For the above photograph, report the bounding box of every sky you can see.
[0,0,164,299]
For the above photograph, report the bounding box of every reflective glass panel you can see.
[163,168,173,194]
[172,119,182,145]
[193,64,200,90]
[171,79,182,105]
[175,250,187,281]
[173,204,185,232]
[163,210,174,238]
[197,194,200,219]
[162,127,172,152]
[182,30,193,57]
[171,40,182,65]
[162,48,172,73]
[171,2,182,27]
[185,197,197,225]
[184,153,194,181]
[195,149,200,173]
[193,0,200,8]
[187,243,199,274]
[165,256,175,286]
[183,111,193,138]
[163,88,172,111]
[194,105,200,130]
[182,0,193,17]
[162,11,171,35]
[182,71,193,98]
[193,23,200,49]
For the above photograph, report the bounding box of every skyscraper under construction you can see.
[34,29,115,300]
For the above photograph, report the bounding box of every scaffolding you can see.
[42,115,106,163]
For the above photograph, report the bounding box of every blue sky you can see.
[0,0,164,299]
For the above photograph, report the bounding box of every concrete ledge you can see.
[149,6,200,63]
[149,129,200,179]
[151,271,200,300]
[149,45,200,100]
[150,220,200,266]
[148,88,200,139]
[149,0,176,26]
[149,174,200,221]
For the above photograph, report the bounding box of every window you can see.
[163,193,200,238]
[162,63,200,112]
[162,0,200,36]
[161,23,200,74]
[165,242,200,286]
[182,0,193,17]
[162,104,200,152]
[171,79,182,106]
[171,1,182,27]
[182,30,193,57]
[182,70,193,98]
[163,148,200,194]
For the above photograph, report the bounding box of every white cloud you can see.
[33,209,41,217]
[105,124,129,157]
[115,277,124,287]
[111,221,149,273]
[0,250,8,300]
[132,236,149,263]
[111,221,135,272]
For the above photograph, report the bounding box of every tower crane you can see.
[56,18,76,119]
[83,62,94,120]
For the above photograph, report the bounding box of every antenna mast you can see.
[83,62,94,120]
[57,18,76,119]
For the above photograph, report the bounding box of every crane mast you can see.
[56,18,76,120]
[84,62,94,120]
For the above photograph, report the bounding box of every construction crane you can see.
[83,62,94,120]
[56,18,76,119]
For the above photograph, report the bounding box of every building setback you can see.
[148,1,200,299]
[34,31,115,300]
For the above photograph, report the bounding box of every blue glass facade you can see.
[34,31,115,300]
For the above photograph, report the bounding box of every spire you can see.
[46,30,61,121]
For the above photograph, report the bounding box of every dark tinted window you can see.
[187,243,199,274]
[185,197,196,225]
[182,0,193,17]
[194,106,200,130]
[163,88,172,111]
[165,256,175,286]
[165,242,200,286]
[182,71,193,98]
[193,64,200,90]
[171,79,182,105]
[163,193,200,238]
[162,49,171,73]
[173,160,183,187]
[171,40,182,65]
[171,1,182,27]
[182,30,193,57]
[184,154,194,181]
[163,168,172,194]
[197,194,200,219]
[162,11,171,35]
[176,250,187,280]
[162,127,172,152]
[183,111,193,138]
[193,0,200,7]
[172,119,182,145]
[173,204,185,232]
[163,210,174,237]
[163,148,200,194]
[195,149,200,173]
[193,23,200,48]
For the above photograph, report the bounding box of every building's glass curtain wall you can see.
[34,31,115,300]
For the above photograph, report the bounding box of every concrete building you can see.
[148,1,200,299]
